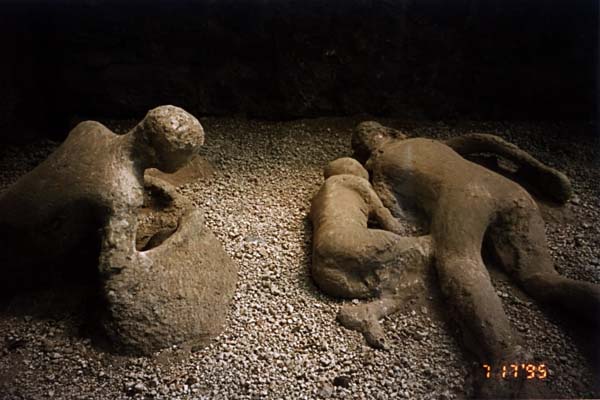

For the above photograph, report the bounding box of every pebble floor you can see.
[0,117,598,399]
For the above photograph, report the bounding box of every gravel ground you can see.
[0,117,599,399]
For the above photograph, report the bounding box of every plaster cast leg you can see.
[336,235,432,349]
[432,201,520,363]
[313,228,428,299]
[523,275,600,326]
[436,253,518,362]
[338,297,405,349]
[435,248,535,399]
[487,203,600,325]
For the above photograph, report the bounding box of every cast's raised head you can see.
[324,157,369,180]
[137,105,205,173]
[351,121,407,164]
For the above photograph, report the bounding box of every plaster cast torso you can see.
[370,138,537,248]
[0,121,143,261]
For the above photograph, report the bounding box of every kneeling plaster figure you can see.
[0,105,237,355]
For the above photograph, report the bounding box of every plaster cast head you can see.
[134,105,205,173]
[351,121,407,164]
[324,157,369,180]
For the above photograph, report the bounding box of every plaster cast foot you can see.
[337,296,406,350]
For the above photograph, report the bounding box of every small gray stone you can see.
[318,382,334,398]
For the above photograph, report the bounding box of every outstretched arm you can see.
[445,133,572,203]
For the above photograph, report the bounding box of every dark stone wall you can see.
[1,0,597,141]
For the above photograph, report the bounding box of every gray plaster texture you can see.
[310,121,600,398]
[0,106,237,355]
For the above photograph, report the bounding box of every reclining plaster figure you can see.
[0,105,237,355]
[310,157,432,348]
[311,121,600,397]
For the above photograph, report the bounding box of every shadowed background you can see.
[1,0,597,142]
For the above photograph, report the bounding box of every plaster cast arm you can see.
[445,133,572,203]
[367,189,404,235]
[98,210,139,278]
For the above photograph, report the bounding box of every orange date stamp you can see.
[482,363,548,380]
